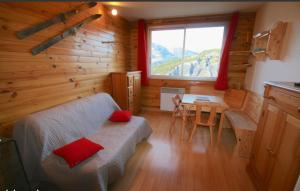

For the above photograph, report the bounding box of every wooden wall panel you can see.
[129,12,256,109]
[129,22,138,71]
[0,2,130,136]
[229,13,256,88]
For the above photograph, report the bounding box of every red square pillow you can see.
[53,137,104,168]
[109,110,132,122]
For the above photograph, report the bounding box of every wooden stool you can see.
[169,94,194,135]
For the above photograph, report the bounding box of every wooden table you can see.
[180,94,228,141]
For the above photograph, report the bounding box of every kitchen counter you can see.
[264,81,300,94]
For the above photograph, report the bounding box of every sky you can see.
[152,26,224,53]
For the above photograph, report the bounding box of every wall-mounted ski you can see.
[16,2,97,39]
[31,14,101,55]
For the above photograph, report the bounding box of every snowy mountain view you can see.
[151,43,221,78]
[150,27,224,78]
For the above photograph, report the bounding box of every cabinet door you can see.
[133,74,141,114]
[127,86,134,112]
[267,114,300,191]
[253,103,282,184]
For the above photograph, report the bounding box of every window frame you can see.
[147,21,229,81]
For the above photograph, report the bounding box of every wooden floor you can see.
[110,111,256,191]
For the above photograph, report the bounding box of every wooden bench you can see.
[224,90,263,158]
[188,87,263,158]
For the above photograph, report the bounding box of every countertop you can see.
[264,81,300,94]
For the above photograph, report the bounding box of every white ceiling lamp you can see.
[111,8,118,16]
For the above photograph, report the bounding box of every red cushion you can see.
[109,110,132,122]
[53,138,104,168]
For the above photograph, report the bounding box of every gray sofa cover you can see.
[13,93,152,191]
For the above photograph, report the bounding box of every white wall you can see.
[245,2,300,95]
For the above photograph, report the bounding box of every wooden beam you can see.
[146,13,232,27]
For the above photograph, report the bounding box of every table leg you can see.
[217,112,225,143]
[181,107,186,141]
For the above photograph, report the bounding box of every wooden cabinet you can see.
[248,82,300,191]
[268,114,300,191]
[111,71,141,114]
[252,103,281,183]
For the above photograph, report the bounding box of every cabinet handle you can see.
[264,96,276,101]
[298,108,300,113]
[266,147,276,156]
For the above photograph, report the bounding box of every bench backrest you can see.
[224,89,247,109]
[241,91,263,123]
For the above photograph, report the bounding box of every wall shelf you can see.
[252,48,267,54]
[231,63,252,67]
[229,50,251,55]
[253,31,270,39]
[252,21,287,60]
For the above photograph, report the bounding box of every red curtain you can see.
[137,19,149,86]
[214,12,239,90]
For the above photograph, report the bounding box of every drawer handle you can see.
[264,96,276,101]
[266,147,276,156]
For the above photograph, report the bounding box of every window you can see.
[149,23,226,80]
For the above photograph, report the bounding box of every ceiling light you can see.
[111,8,118,16]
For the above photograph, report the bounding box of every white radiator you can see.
[160,87,185,111]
